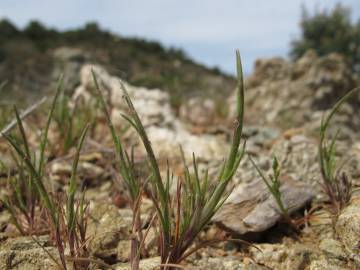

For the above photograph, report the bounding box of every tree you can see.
[290,4,360,71]
[0,19,19,39]
[23,20,58,50]
[24,20,48,40]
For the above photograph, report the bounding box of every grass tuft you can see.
[102,49,246,269]
[92,69,144,270]
[318,86,360,214]
[1,77,92,270]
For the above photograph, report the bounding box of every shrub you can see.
[0,19,19,39]
[290,4,360,71]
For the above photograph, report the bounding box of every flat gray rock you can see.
[213,177,314,235]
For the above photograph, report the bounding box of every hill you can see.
[0,19,235,107]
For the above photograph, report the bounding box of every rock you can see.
[228,50,359,134]
[145,124,227,163]
[291,50,317,80]
[179,97,217,127]
[114,257,160,270]
[0,236,58,270]
[88,203,129,263]
[249,243,316,270]
[213,177,313,235]
[242,125,280,147]
[88,199,154,264]
[0,210,11,232]
[270,134,360,202]
[50,162,72,177]
[306,53,355,110]
[0,235,51,251]
[85,181,115,202]
[270,135,322,198]
[73,64,228,163]
[190,256,268,270]
[0,248,58,270]
[319,238,347,260]
[336,197,360,263]
[141,227,158,257]
[74,64,174,127]
[249,242,341,270]
[247,57,290,88]
[117,240,132,262]
[0,144,17,174]
[52,47,90,95]
[308,259,350,270]
[79,162,105,182]
[49,156,107,188]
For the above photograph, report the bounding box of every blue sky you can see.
[1,0,359,74]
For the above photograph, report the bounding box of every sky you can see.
[1,0,359,74]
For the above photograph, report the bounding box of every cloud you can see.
[1,0,359,73]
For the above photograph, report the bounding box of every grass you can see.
[92,68,145,270]
[53,90,97,155]
[249,156,300,233]
[318,86,360,214]
[92,49,245,269]
[0,81,13,130]
[2,78,63,235]
[247,87,360,234]
[0,47,359,269]
[1,77,93,270]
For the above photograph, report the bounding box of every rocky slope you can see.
[0,49,360,269]
[228,50,360,139]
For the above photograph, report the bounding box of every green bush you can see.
[290,4,360,71]
[0,19,19,39]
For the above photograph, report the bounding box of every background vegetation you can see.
[291,4,360,72]
[1,3,359,107]
[0,19,234,107]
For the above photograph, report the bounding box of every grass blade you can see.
[38,75,64,175]
[67,123,90,232]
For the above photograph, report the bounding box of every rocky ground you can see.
[0,49,360,269]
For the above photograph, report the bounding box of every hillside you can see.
[0,19,235,106]
[0,49,360,269]
[2,18,360,270]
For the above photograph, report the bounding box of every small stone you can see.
[114,257,160,270]
[250,243,317,270]
[0,236,58,270]
[88,203,129,263]
[190,256,267,270]
[319,238,346,260]
[179,97,217,127]
[117,240,131,262]
[309,259,349,270]
[242,125,280,147]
